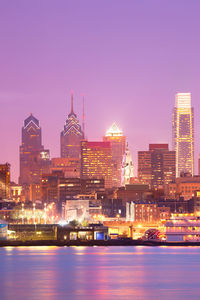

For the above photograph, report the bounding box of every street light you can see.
[22,203,24,224]
[44,203,47,224]
[33,203,36,225]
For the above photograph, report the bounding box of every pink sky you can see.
[0,0,200,182]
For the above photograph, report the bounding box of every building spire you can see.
[82,94,85,138]
[71,91,74,114]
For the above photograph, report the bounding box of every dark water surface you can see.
[0,246,200,300]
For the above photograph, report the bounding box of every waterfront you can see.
[0,246,200,300]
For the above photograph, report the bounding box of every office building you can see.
[103,123,126,187]
[51,157,80,178]
[10,184,23,203]
[41,171,64,204]
[0,163,10,199]
[172,93,194,176]
[81,140,112,188]
[126,202,170,223]
[19,114,50,186]
[60,93,83,159]
[166,174,200,200]
[138,144,176,190]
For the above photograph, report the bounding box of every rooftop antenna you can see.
[82,94,85,138]
[71,90,74,114]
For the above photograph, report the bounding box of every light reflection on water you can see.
[1,246,200,299]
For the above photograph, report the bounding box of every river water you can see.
[0,246,200,300]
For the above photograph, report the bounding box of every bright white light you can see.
[58,220,69,226]
[106,122,123,136]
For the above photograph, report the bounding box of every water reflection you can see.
[0,246,200,299]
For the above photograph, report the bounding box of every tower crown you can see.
[106,123,123,137]
[175,93,191,108]
[24,114,40,129]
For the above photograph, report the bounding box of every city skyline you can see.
[0,91,200,182]
[1,1,200,181]
[1,3,200,299]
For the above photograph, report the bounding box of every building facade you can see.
[51,157,80,178]
[166,174,200,200]
[81,140,112,188]
[19,114,50,186]
[0,163,10,200]
[103,123,126,187]
[126,202,170,223]
[138,144,176,190]
[172,93,194,177]
[60,94,83,159]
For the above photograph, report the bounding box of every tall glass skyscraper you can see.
[172,93,194,177]
[103,123,126,187]
[61,94,83,159]
[19,114,50,186]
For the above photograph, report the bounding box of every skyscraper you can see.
[19,114,50,186]
[0,163,10,199]
[60,93,84,159]
[172,93,194,177]
[138,144,176,189]
[103,123,126,187]
[80,140,112,188]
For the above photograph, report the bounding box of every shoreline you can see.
[1,239,200,247]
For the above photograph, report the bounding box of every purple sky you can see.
[0,0,200,182]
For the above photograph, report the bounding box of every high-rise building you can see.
[121,143,134,186]
[172,93,194,177]
[51,157,80,178]
[60,93,84,159]
[19,114,50,186]
[103,123,126,187]
[0,163,10,199]
[138,144,176,189]
[81,140,112,188]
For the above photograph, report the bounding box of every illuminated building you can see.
[10,184,23,203]
[114,184,151,203]
[81,140,112,188]
[138,144,176,189]
[59,178,105,202]
[82,178,105,194]
[121,143,134,186]
[166,174,200,200]
[58,177,82,201]
[62,199,89,222]
[172,93,194,177]
[0,163,10,199]
[29,184,41,202]
[19,114,50,187]
[103,123,126,187]
[51,157,80,178]
[41,172,64,204]
[41,173,105,205]
[126,202,170,223]
[60,93,84,159]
